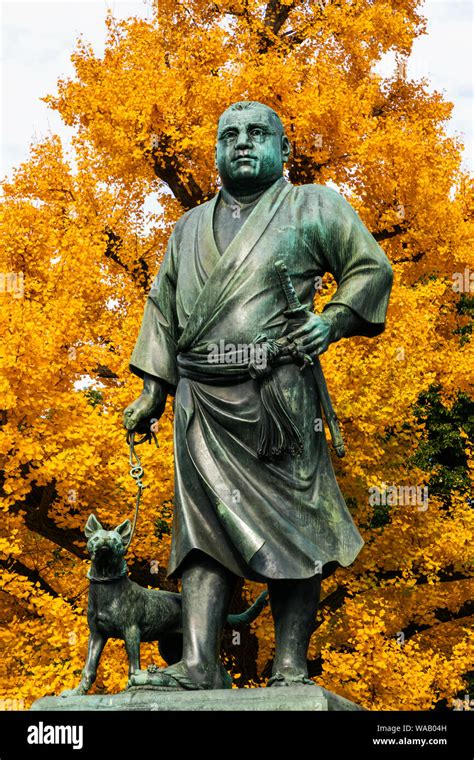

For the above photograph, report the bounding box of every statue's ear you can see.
[115,519,132,548]
[85,513,102,538]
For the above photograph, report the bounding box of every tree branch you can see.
[149,125,206,210]
[313,573,472,637]
[288,154,329,184]
[264,0,294,33]
[104,228,151,292]
[392,250,426,264]
[258,0,297,53]
[10,483,87,562]
[373,224,407,242]
[400,599,474,642]
[319,584,348,614]
[47,187,76,201]
[306,600,473,679]
[0,557,60,599]
[360,568,473,586]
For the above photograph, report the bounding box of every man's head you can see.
[215,101,290,196]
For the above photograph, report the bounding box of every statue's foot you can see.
[128,660,232,691]
[266,671,316,687]
[60,685,88,698]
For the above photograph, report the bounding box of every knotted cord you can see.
[126,427,159,549]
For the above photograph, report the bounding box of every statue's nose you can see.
[235,130,252,150]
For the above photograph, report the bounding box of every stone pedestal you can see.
[31,685,365,711]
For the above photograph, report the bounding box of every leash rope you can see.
[126,426,159,549]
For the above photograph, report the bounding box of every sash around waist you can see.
[177,341,305,459]
[176,349,295,385]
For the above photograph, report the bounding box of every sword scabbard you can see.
[274,260,345,458]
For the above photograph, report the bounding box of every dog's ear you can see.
[84,513,103,538]
[115,519,132,548]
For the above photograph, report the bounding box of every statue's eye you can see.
[250,128,263,136]
[220,131,237,142]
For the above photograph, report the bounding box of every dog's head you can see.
[84,514,132,567]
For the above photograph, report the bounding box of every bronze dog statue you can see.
[61,514,267,696]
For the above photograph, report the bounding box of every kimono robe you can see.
[129,176,393,582]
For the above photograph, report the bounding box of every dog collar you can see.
[87,567,127,583]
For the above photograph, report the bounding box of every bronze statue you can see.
[59,514,267,697]
[123,101,393,690]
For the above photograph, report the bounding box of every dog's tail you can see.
[226,590,269,627]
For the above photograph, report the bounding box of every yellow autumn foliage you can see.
[1,0,472,710]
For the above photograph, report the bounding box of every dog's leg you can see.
[61,630,107,697]
[124,625,141,681]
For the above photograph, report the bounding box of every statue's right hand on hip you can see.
[122,373,168,435]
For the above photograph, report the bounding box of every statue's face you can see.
[215,105,290,193]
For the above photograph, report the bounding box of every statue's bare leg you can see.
[127,551,238,690]
[179,550,238,688]
[267,573,321,686]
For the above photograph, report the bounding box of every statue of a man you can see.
[123,101,393,690]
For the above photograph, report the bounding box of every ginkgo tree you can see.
[1,0,472,710]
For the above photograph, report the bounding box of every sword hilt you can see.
[275,260,307,319]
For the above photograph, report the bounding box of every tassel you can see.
[257,373,303,459]
[248,334,303,460]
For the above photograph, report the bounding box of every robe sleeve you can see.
[129,228,180,389]
[316,188,394,337]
